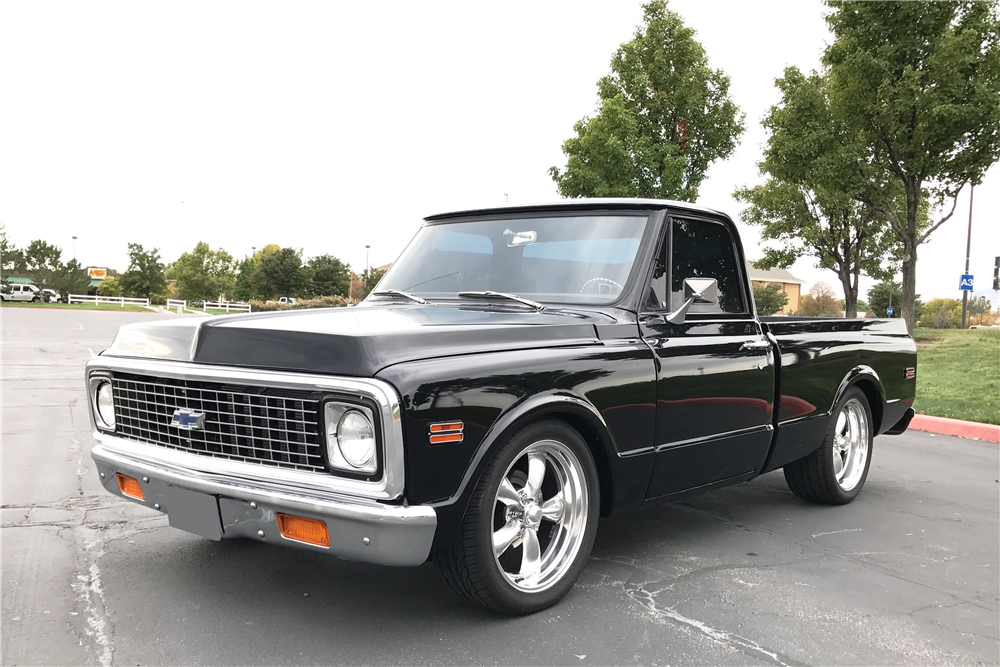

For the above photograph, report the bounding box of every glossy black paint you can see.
[98,199,917,556]
[759,316,916,473]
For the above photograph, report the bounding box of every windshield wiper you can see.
[456,291,545,311]
[371,289,428,304]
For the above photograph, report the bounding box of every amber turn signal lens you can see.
[429,433,464,444]
[277,513,330,547]
[429,422,463,433]
[117,473,145,501]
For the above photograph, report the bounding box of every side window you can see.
[671,218,746,315]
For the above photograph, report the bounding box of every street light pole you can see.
[961,185,974,329]
[365,245,370,273]
[72,236,77,260]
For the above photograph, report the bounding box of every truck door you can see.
[639,216,775,499]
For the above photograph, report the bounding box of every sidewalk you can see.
[910,413,1000,443]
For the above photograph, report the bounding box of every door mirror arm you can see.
[664,278,719,325]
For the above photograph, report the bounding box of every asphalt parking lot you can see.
[2,306,998,666]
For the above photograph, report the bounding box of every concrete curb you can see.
[910,414,1000,443]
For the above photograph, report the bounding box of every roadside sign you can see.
[959,274,974,291]
[886,307,893,316]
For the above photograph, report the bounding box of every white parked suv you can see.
[0,284,44,302]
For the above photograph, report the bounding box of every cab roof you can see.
[424,198,728,222]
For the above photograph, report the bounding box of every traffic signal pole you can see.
[961,185,974,329]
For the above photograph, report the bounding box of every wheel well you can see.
[546,411,614,517]
[852,378,883,432]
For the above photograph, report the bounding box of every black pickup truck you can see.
[87,199,916,614]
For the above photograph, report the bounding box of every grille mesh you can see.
[111,373,325,472]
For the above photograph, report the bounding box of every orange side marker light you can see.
[117,473,145,501]
[277,513,330,547]
[429,421,464,444]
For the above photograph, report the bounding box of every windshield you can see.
[376,215,650,305]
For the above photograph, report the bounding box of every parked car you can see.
[86,199,916,614]
[40,288,60,303]
[0,283,43,302]
[278,296,298,305]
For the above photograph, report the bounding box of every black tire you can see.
[31,296,40,303]
[434,419,600,615]
[784,387,873,504]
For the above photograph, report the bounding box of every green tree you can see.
[360,267,386,300]
[0,226,26,284]
[251,247,307,300]
[97,275,124,297]
[734,68,906,318]
[752,283,789,316]
[821,1,1000,332]
[232,255,257,302]
[968,295,991,317]
[23,240,63,287]
[866,281,909,319]
[120,243,167,301]
[168,242,237,302]
[967,295,992,325]
[549,0,744,201]
[51,259,92,297]
[305,254,351,297]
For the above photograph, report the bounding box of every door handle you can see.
[740,338,771,351]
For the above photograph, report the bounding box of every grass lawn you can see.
[0,301,153,312]
[913,327,1000,425]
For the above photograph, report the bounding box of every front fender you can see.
[375,343,658,553]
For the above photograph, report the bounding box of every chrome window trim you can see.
[85,356,405,500]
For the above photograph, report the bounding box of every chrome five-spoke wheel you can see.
[783,386,873,504]
[832,397,869,492]
[435,419,599,614]
[492,440,589,593]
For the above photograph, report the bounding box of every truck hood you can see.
[103,305,610,376]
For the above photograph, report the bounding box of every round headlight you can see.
[337,410,376,469]
[96,381,116,428]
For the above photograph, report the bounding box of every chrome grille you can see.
[111,373,325,472]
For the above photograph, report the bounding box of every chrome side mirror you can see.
[666,277,718,324]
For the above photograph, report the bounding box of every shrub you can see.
[919,298,962,329]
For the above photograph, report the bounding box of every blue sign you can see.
[960,274,974,291]
[886,307,893,316]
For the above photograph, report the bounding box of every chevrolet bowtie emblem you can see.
[170,408,205,430]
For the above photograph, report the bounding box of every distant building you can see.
[746,263,805,315]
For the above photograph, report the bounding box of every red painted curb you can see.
[910,414,1000,443]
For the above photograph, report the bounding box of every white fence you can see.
[203,300,252,313]
[69,294,150,308]
[167,299,187,310]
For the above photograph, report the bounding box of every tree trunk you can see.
[843,289,857,319]
[900,181,921,335]
[900,240,917,334]
[838,268,857,319]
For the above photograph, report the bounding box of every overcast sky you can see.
[2,0,997,302]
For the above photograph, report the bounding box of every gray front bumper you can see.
[91,443,437,566]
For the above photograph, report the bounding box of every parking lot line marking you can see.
[87,348,96,358]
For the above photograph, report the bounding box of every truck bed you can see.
[759,316,915,473]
